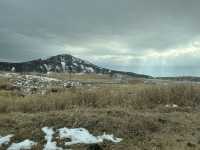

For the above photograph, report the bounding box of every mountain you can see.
[0,54,151,78]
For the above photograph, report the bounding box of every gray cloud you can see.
[0,0,200,76]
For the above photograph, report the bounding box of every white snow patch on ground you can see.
[42,127,54,142]
[43,141,63,150]
[1,127,122,150]
[59,128,102,145]
[0,135,13,146]
[42,127,63,150]
[97,133,123,143]
[7,140,37,150]
[58,128,122,146]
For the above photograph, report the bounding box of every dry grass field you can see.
[0,73,200,149]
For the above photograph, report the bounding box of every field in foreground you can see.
[0,73,200,150]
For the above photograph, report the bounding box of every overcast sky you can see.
[0,0,200,76]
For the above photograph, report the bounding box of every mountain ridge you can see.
[0,54,151,78]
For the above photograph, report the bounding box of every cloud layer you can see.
[0,0,200,76]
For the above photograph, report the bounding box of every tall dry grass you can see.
[134,83,200,108]
[0,83,200,113]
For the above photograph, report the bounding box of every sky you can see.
[0,0,200,76]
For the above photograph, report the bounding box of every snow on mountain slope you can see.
[0,54,151,78]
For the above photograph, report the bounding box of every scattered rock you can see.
[12,75,82,95]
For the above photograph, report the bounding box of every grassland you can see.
[0,74,200,150]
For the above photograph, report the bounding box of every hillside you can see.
[0,54,151,78]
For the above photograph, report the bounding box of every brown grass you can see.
[0,83,200,113]
[134,83,200,108]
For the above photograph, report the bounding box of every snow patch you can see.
[58,128,102,145]
[86,67,94,73]
[98,133,122,143]
[7,140,37,150]
[80,65,85,70]
[42,127,54,142]
[1,127,122,150]
[11,67,15,72]
[44,64,50,72]
[61,61,66,72]
[73,63,78,66]
[42,127,63,150]
[58,128,122,146]
[0,135,13,146]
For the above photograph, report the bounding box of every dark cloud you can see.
[0,0,200,76]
